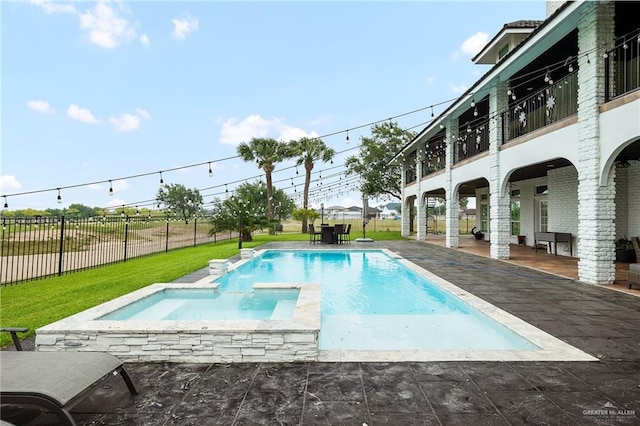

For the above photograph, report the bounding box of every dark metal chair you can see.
[341,223,352,244]
[308,224,321,244]
[333,224,345,244]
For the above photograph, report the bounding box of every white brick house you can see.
[396,1,640,285]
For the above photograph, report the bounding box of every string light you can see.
[3,195,8,209]
[470,99,475,108]
[208,162,213,177]
[159,171,164,184]
[431,107,434,118]
[346,130,350,144]
[108,180,114,196]
[57,188,62,204]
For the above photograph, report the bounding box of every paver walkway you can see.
[2,240,639,425]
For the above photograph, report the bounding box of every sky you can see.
[1,0,546,213]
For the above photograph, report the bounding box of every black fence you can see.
[0,215,235,286]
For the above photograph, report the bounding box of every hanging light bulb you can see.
[159,171,164,184]
[136,207,140,216]
[568,63,574,72]
[108,180,114,196]
[346,130,350,144]
[439,123,444,129]
[431,107,434,118]
[296,166,299,175]
[470,99,475,108]
[507,87,512,96]
[208,162,213,177]
[57,188,62,204]
[473,107,478,117]
[3,196,8,209]
[587,54,591,64]
[225,184,228,193]
[544,71,550,82]
[623,40,628,50]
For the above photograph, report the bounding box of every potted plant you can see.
[615,237,636,263]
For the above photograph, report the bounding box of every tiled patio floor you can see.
[2,240,639,425]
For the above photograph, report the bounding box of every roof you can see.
[393,1,576,162]
[472,20,544,64]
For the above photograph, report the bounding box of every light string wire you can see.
[6,24,638,208]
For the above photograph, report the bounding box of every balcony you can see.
[405,150,417,184]
[422,134,446,177]
[502,70,577,144]
[455,119,490,163]
[605,30,640,101]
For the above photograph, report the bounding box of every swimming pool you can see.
[215,250,536,351]
[35,247,596,362]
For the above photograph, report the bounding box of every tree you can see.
[292,208,320,227]
[209,182,295,240]
[156,183,203,223]
[345,121,415,200]
[288,137,335,233]
[236,137,292,221]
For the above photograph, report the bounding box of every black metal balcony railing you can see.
[455,119,490,163]
[422,136,446,176]
[502,70,578,143]
[605,32,640,101]
[405,150,417,184]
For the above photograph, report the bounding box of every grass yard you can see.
[0,230,406,348]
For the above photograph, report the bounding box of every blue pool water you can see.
[99,289,299,321]
[214,250,538,351]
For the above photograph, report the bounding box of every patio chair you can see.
[629,237,640,289]
[308,224,321,244]
[0,328,138,426]
[333,224,345,244]
[342,223,352,244]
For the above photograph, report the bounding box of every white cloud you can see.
[172,17,198,40]
[450,83,468,94]
[67,104,100,124]
[135,108,151,119]
[452,31,489,59]
[30,0,76,14]
[219,114,274,145]
[109,108,150,132]
[26,100,54,114]
[109,113,140,132]
[219,114,319,145]
[139,34,149,46]
[277,127,319,142]
[79,2,137,49]
[0,175,22,193]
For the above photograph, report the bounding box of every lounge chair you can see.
[0,329,137,426]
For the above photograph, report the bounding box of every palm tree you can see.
[236,137,291,220]
[289,137,336,233]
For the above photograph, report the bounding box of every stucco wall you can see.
[548,166,579,256]
[628,164,640,238]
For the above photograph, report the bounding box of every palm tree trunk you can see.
[265,169,274,220]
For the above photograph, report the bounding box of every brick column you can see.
[401,155,411,237]
[416,148,427,240]
[489,82,510,259]
[445,119,459,248]
[576,1,616,284]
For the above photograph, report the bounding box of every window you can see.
[511,189,521,236]
[539,200,548,232]
[535,185,548,195]
[480,193,489,232]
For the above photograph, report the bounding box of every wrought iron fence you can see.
[0,215,235,285]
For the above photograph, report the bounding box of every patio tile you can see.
[302,400,370,425]
[369,412,439,425]
[435,413,509,426]
[511,363,592,392]
[419,380,497,415]
[486,390,579,425]
[458,362,535,391]
[234,390,304,425]
[306,371,365,401]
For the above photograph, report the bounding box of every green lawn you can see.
[0,230,406,348]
